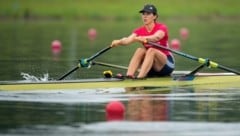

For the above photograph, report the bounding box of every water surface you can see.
[0,19,240,135]
[0,86,240,136]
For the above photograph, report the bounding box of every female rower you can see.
[111,4,175,79]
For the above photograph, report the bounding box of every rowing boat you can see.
[1,72,239,91]
[1,41,239,91]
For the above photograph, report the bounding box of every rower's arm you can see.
[145,30,165,42]
[111,33,137,47]
[135,30,165,43]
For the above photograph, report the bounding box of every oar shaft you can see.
[58,65,80,80]
[58,46,112,80]
[87,46,111,62]
[217,64,240,75]
[148,41,198,61]
[93,61,128,70]
[147,41,240,75]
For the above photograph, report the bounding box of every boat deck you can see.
[0,74,240,91]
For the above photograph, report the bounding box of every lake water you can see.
[0,19,240,135]
[0,19,239,80]
[0,86,240,136]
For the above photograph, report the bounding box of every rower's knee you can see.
[136,47,146,53]
[134,47,146,56]
[146,48,157,56]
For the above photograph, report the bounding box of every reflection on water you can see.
[0,86,240,135]
[125,87,169,121]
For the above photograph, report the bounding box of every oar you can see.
[147,41,240,75]
[92,61,142,73]
[92,61,129,70]
[58,46,112,80]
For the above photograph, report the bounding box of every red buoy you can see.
[180,27,189,40]
[170,38,181,50]
[105,101,125,121]
[88,28,97,41]
[51,40,62,55]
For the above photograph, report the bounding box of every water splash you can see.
[20,72,49,82]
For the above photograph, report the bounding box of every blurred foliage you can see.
[0,0,239,20]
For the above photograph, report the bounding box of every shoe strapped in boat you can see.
[126,75,135,79]
[115,73,124,79]
[115,74,146,80]
[134,77,146,80]
[115,74,135,79]
[127,75,146,80]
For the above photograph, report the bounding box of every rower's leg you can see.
[127,48,146,76]
[137,48,167,78]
